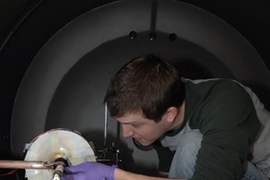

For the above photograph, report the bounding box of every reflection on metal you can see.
[24,128,96,180]
[0,127,122,179]
[0,160,55,169]
[0,129,96,180]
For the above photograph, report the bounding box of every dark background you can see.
[0,0,269,179]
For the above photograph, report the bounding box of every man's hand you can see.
[62,162,117,180]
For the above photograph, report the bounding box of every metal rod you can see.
[52,163,64,180]
[104,103,108,148]
[0,160,53,169]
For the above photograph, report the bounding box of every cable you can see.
[0,169,18,177]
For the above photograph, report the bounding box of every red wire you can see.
[0,169,18,176]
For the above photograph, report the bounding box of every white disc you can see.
[24,128,96,180]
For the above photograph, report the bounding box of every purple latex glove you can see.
[62,162,117,180]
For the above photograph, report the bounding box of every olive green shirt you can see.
[155,79,261,179]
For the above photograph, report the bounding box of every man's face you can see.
[116,112,170,146]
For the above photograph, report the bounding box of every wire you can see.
[0,169,18,177]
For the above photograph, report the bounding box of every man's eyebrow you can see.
[120,121,140,125]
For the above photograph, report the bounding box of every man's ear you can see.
[164,107,178,123]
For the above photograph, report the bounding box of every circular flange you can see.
[24,129,96,180]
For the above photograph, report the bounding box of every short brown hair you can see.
[104,54,185,122]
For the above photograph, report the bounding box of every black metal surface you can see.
[0,0,269,179]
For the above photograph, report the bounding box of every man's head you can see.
[104,54,185,122]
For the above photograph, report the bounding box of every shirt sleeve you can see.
[189,81,261,179]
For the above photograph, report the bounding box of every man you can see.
[63,54,270,180]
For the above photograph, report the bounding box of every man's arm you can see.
[187,80,261,179]
[114,168,187,180]
[63,162,187,180]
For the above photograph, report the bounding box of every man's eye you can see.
[131,124,141,128]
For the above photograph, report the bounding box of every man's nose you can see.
[122,124,134,138]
